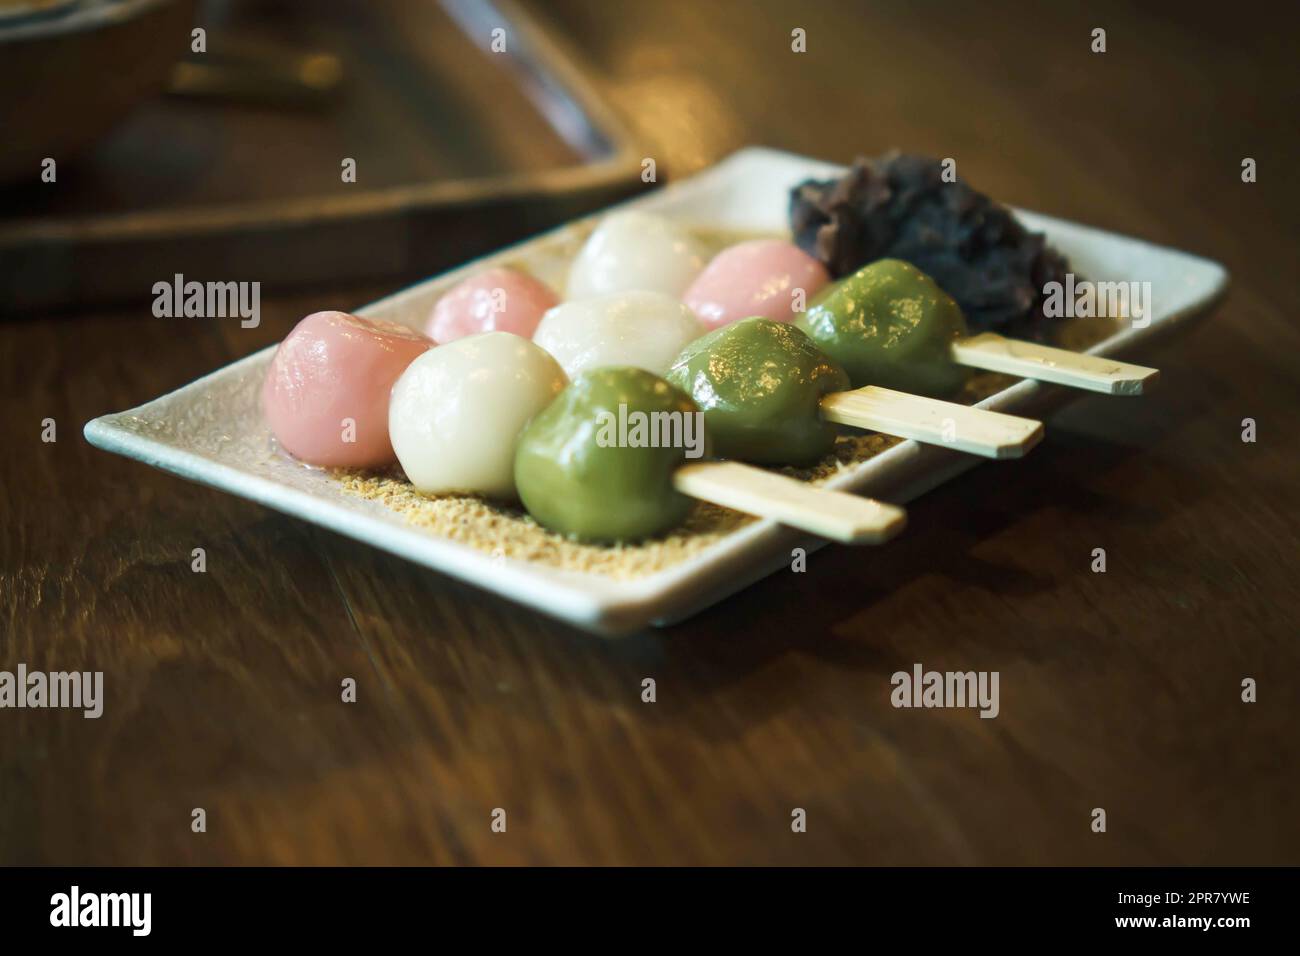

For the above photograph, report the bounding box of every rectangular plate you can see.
[84,147,1229,636]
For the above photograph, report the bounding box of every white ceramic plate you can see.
[84,147,1229,635]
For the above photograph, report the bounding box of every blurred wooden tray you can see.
[0,0,642,312]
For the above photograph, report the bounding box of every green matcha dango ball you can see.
[665,318,849,466]
[514,367,704,543]
[798,258,969,397]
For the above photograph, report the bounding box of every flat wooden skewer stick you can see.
[950,332,1159,395]
[819,386,1043,459]
[672,461,906,545]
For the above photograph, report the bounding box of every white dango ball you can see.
[389,332,566,499]
[566,210,705,299]
[533,290,706,379]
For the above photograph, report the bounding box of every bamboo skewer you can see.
[660,326,1153,539]
[819,386,1043,459]
[950,332,1159,395]
[672,461,906,545]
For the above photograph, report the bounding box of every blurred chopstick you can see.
[167,50,343,108]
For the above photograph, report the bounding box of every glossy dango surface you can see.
[533,290,705,379]
[798,258,969,397]
[666,318,849,465]
[566,211,705,300]
[514,367,702,543]
[389,332,566,499]
[425,266,558,343]
[684,239,830,329]
[262,310,433,468]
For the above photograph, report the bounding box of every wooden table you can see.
[2,0,1297,865]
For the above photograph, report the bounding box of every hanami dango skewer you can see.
[801,259,1158,397]
[514,367,905,545]
[666,318,1043,463]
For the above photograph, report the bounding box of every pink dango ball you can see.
[262,310,433,468]
[684,239,831,330]
[425,266,559,343]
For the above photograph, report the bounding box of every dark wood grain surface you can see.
[2,0,1297,865]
